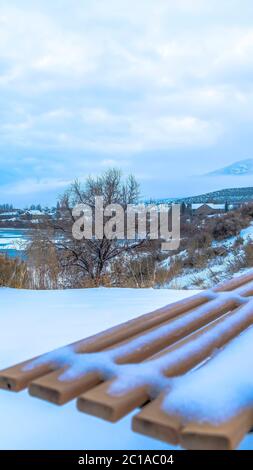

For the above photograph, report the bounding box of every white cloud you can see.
[1,177,72,196]
[81,108,116,125]
[0,2,252,96]
[0,106,219,153]
[130,116,222,149]
[1,0,253,205]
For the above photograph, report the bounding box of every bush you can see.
[190,231,212,250]
[241,203,253,219]
[0,254,28,288]
[244,243,253,267]
[212,214,248,240]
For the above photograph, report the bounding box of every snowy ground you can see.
[0,287,199,450]
[0,287,252,450]
[0,228,28,258]
[166,222,253,290]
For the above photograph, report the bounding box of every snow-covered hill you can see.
[163,223,253,290]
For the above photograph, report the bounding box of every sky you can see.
[1,0,253,206]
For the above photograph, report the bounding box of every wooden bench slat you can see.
[213,270,253,292]
[0,293,209,392]
[133,399,253,450]
[77,380,149,422]
[181,409,253,450]
[132,394,182,445]
[133,315,253,449]
[29,368,102,405]
[28,296,236,405]
[77,303,253,422]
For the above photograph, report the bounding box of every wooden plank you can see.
[0,360,55,392]
[181,409,253,450]
[77,303,251,422]
[214,270,253,292]
[133,398,253,450]
[29,368,102,405]
[28,296,235,405]
[132,394,182,445]
[77,380,149,422]
[0,292,209,391]
[116,297,237,364]
[133,313,253,449]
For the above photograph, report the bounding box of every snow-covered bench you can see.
[1,270,253,450]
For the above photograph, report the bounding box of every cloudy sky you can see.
[1,0,253,205]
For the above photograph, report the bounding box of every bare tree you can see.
[38,169,143,286]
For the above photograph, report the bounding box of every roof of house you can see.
[192,203,225,210]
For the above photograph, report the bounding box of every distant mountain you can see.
[208,159,253,176]
[149,187,253,205]
[178,187,253,204]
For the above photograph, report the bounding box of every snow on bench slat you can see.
[163,324,253,425]
[77,301,253,423]
[0,291,209,391]
[26,294,236,382]
[26,293,237,405]
[109,300,253,395]
[27,276,253,384]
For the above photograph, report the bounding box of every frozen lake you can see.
[0,228,29,258]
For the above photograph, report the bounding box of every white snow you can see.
[26,210,43,216]
[240,222,253,242]
[0,212,19,217]
[166,252,244,289]
[0,287,198,450]
[0,238,27,250]
[0,228,28,251]
[211,222,253,250]
[109,298,253,397]
[163,325,253,425]
[166,222,253,289]
[25,291,242,386]
[192,203,225,210]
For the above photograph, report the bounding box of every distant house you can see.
[192,203,226,216]
[229,202,245,210]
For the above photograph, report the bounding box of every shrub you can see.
[244,243,253,267]
[0,254,28,288]
[212,215,248,240]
